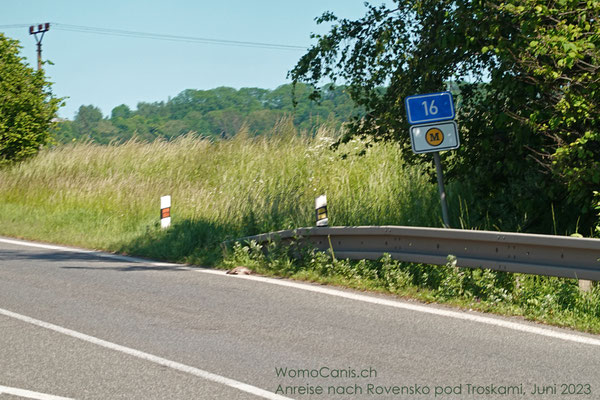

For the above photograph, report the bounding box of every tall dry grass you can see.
[0,122,439,263]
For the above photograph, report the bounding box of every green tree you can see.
[53,84,359,144]
[0,34,62,164]
[74,105,103,134]
[71,105,104,141]
[111,104,131,120]
[290,0,600,234]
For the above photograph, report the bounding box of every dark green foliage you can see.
[290,0,600,234]
[0,34,61,164]
[52,83,361,144]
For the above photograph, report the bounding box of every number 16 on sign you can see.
[404,92,455,125]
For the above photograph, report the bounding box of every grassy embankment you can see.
[0,123,599,333]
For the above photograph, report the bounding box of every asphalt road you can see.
[0,236,599,400]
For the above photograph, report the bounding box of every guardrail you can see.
[239,226,600,280]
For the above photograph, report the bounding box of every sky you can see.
[1,0,386,119]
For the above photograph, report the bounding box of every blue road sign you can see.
[405,91,455,125]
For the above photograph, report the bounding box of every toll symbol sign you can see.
[409,121,459,154]
[425,128,444,146]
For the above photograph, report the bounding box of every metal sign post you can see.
[405,91,458,228]
[433,152,450,228]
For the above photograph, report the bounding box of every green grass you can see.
[0,123,439,263]
[0,123,598,333]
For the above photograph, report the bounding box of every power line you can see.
[0,24,31,29]
[0,22,307,51]
[47,23,307,51]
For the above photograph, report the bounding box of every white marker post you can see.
[315,195,328,227]
[160,195,171,229]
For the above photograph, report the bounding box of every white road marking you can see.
[205,270,600,347]
[0,237,163,265]
[2,236,600,348]
[0,384,74,400]
[0,307,293,400]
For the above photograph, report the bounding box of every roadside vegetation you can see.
[0,126,599,334]
[0,122,439,261]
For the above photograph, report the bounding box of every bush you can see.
[0,33,61,164]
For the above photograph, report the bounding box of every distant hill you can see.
[53,83,362,144]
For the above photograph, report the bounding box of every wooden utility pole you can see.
[29,23,50,71]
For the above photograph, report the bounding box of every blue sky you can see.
[1,1,385,119]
